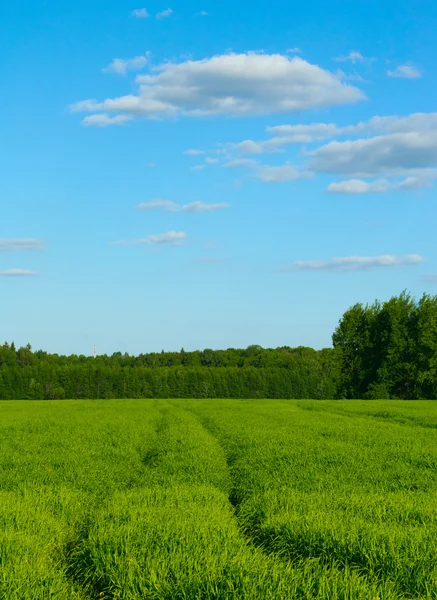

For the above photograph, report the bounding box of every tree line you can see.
[2,291,437,399]
[0,344,337,400]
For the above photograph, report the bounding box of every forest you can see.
[2,291,437,400]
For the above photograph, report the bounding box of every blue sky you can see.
[1,0,437,355]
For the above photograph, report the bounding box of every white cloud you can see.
[221,157,306,182]
[222,158,259,169]
[283,254,424,273]
[312,135,437,177]
[334,51,367,64]
[71,97,175,119]
[224,122,367,157]
[156,8,173,19]
[387,64,421,79]
[256,164,302,182]
[230,136,310,154]
[310,113,437,178]
[136,200,229,212]
[205,157,219,164]
[190,165,205,171]
[112,231,186,246]
[227,125,341,157]
[327,173,436,194]
[136,199,178,211]
[0,269,38,276]
[82,114,132,127]
[103,55,149,75]
[363,113,437,134]
[327,179,390,193]
[0,239,45,251]
[131,8,149,18]
[335,69,366,82]
[397,175,434,190]
[218,111,437,189]
[267,122,343,140]
[184,149,205,155]
[179,201,229,213]
[227,140,263,155]
[287,47,302,55]
[71,53,364,120]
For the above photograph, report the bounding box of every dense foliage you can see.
[333,291,437,399]
[0,343,337,400]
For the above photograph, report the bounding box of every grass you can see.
[1,399,437,598]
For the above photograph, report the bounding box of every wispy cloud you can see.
[136,200,229,213]
[112,231,186,246]
[281,254,424,273]
[180,201,229,213]
[333,50,369,64]
[222,158,258,169]
[190,165,205,171]
[222,155,308,183]
[0,239,45,251]
[156,8,173,19]
[199,10,208,16]
[397,176,435,190]
[136,199,178,211]
[335,69,366,83]
[82,114,132,127]
[0,269,39,276]
[205,157,219,164]
[184,149,205,155]
[327,179,391,194]
[103,55,149,75]
[267,122,345,140]
[226,140,266,155]
[422,274,437,284]
[327,176,434,193]
[131,8,149,18]
[287,47,302,55]
[223,122,367,158]
[387,64,421,79]
[256,164,302,182]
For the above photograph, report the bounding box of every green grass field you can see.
[1,399,437,599]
